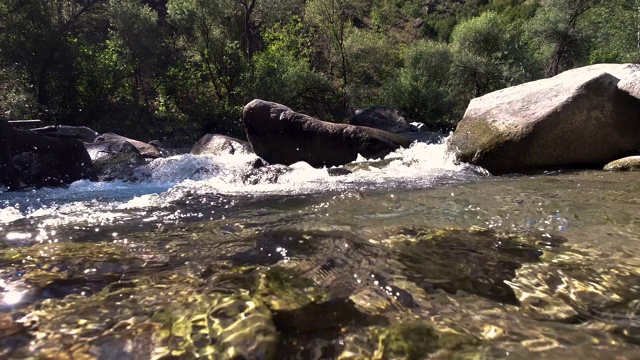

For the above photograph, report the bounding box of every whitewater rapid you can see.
[0,139,487,228]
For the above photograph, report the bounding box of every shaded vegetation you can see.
[0,0,638,139]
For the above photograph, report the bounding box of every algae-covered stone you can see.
[256,266,380,332]
[603,156,640,171]
[338,321,479,360]
[20,273,278,359]
[382,227,565,304]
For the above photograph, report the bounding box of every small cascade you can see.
[0,138,484,225]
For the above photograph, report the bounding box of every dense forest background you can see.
[0,0,638,141]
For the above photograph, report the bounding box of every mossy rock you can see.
[18,272,278,359]
[338,320,480,360]
[603,156,640,171]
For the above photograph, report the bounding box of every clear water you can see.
[0,140,639,359]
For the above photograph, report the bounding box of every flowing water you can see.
[0,140,639,359]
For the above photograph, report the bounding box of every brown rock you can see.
[243,100,411,168]
[95,133,161,158]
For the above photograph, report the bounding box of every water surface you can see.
[0,142,638,359]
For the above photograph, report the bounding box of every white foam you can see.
[0,137,484,226]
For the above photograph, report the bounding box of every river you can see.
[0,140,638,359]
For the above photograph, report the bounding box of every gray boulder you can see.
[449,63,640,174]
[31,125,99,143]
[85,140,147,182]
[191,134,252,156]
[603,156,640,171]
[94,133,161,158]
[349,105,411,133]
[243,100,411,168]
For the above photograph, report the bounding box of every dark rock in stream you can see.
[0,120,96,189]
[349,105,411,133]
[30,125,100,143]
[243,99,411,168]
[85,140,148,181]
[242,164,292,185]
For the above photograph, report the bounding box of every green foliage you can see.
[382,40,458,130]
[0,0,636,140]
[0,66,40,120]
[252,22,337,119]
[582,0,640,64]
[344,28,400,107]
[451,11,535,98]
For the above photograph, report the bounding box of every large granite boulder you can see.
[94,133,161,158]
[349,105,411,133]
[449,64,640,174]
[243,100,411,167]
[191,134,252,156]
[0,121,96,189]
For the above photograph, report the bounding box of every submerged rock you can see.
[449,63,640,174]
[18,275,278,360]
[603,156,640,171]
[243,99,411,168]
[2,222,639,358]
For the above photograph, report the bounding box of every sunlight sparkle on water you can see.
[5,232,32,241]
[3,290,25,305]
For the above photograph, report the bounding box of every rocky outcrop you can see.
[350,105,411,133]
[603,156,640,171]
[243,100,411,168]
[94,133,161,158]
[449,63,640,174]
[0,121,96,189]
[191,134,252,156]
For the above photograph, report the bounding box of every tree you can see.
[582,0,640,63]
[305,0,351,91]
[253,21,337,118]
[107,0,167,122]
[382,40,458,130]
[526,0,601,77]
[0,0,106,123]
[451,11,535,98]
